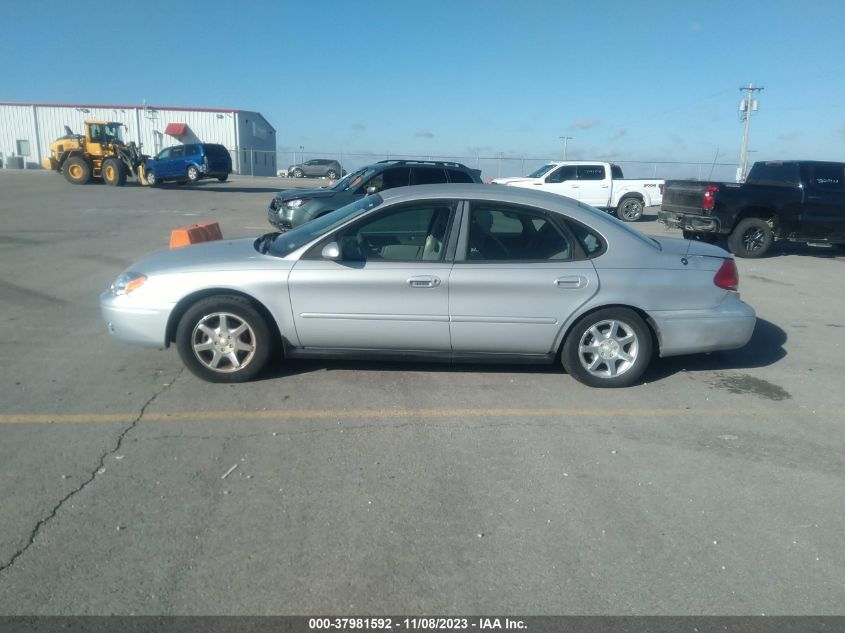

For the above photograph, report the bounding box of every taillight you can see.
[714,258,738,291]
[702,185,719,210]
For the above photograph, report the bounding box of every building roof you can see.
[0,101,240,113]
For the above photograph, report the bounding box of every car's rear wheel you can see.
[562,308,652,388]
[728,217,773,258]
[293,168,303,178]
[186,165,200,183]
[326,169,338,179]
[176,295,272,383]
[217,174,228,182]
[616,197,644,222]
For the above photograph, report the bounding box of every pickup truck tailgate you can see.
[661,180,710,212]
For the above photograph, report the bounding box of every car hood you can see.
[130,238,289,276]
[653,236,730,258]
[274,187,340,201]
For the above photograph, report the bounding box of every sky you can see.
[2,0,845,179]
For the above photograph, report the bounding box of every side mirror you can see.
[321,242,341,260]
[366,185,379,195]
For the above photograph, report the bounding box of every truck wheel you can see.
[616,197,644,222]
[102,158,127,186]
[728,218,773,258]
[62,157,91,184]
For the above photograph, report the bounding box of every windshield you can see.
[330,166,377,191]
[528,163,556,178]
[265,195,383,257]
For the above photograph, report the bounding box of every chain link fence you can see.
[246,149,740,183]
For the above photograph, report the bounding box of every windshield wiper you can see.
[255,231,280,254]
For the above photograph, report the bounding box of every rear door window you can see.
[809,164,845,190]
[577,165,606,180]
[411,167,448,185]
[183,144,198,156]
[466,203,573,261]
[447,169,474,183]
[171,146,185,158]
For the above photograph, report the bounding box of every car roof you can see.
[380,183,597,221]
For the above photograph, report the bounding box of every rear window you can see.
[746,162,801,187]
[203,144,230,158]
[611,165,624,179]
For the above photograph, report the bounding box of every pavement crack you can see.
[0,368,184,575]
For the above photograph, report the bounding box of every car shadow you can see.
[175,185,285,193]
[645,317,786,381]
[256,317,786,384]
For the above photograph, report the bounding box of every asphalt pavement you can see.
[1,170,843,614]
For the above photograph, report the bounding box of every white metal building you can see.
[0,102,277,176]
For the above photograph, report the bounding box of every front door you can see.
[542,165,579,201]
[449,201,599,355]
[288,201,457,351]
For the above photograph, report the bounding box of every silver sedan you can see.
[100,184,756,388]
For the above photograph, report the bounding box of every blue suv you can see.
[145,143,232,186]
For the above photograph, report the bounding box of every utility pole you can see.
[559,136,574,160]
[738,83,763,181]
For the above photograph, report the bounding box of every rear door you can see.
[448,201,599,355]
[577,164,611,207]
[288,200,458,351]
[802,163,845,239]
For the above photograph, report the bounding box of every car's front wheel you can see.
[561,308,653,388]
[326,169,338,179]
[145,170,157,186]
[175,295,273,383]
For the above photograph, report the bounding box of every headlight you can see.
[285,198,310,209]
[110,272,147,296]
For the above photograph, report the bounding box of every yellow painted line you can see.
[0,407,833,426]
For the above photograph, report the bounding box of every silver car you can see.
[100,184,756,388]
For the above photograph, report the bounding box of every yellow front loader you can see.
[42,121,149,186]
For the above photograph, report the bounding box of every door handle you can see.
[570,185,580,188]
[407,275,441,288]
[555,276,588,289]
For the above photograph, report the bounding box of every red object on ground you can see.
[169,222,223,248]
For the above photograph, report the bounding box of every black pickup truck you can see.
[658,161,845,257]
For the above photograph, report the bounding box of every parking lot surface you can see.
[1,170,844,614]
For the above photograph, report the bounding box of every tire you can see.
[616,197,644,222]
[217,174,228,182]
[62,156,91,184]
[175,295,273,383]
[146,170,157,186]
[186,165,200,183]
[102,158,127,186]
[728,217,773,258]
[293,168,303,178]
[326,169,338,179]
[561,308,653,388]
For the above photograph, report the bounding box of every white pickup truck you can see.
[493,161,664,221]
